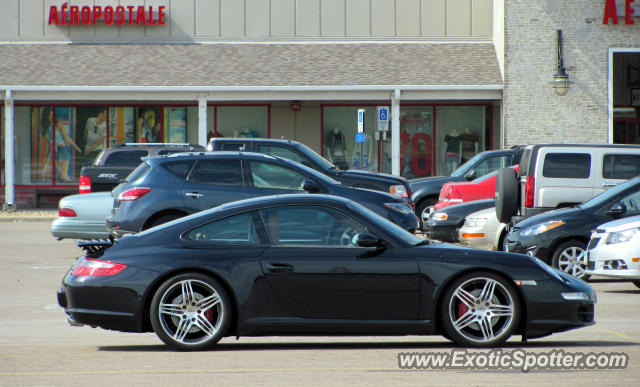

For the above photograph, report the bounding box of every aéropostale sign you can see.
[48,2,166,26]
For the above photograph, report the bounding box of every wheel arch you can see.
[142,209,190,231]
[432,267,528,336]
[546,236,590,265]
[140,267,240,337]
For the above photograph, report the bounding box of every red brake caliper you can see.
[458,302,469,318]
[205,309,213,322]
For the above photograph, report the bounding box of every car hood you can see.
[594,214,640,232]
[513,207,582,229]
[338,169,408,183]
[409,176,453,187]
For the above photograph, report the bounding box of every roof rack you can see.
[116,143,195,147]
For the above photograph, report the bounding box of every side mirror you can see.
[356,233,386,248]
[302,179,321,193]
[608,202,627,217]
[463,169,476,180]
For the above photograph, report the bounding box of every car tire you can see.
[416,197,438,223]
[150,272,232,351]
[632,280,640,289]
[495,168,519,224]
[440,271,520,348]
[148,214,183,229]
[551,241,590,280]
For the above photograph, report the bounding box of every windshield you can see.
[295,143,336,171]
[450,152,487,177]
[347,202,421,246]
[279,157,341,186]
[579,177,640,209]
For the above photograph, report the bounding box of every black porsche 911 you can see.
[58,194,596,351]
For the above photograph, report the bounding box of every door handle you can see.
[264,263,294,274]
[602,183,618,187]
[185,192,204,198]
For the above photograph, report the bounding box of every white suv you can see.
[585,215,640,288]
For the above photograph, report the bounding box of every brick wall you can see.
[504,0,640,147]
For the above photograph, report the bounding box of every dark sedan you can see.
[59,194,595,351]
[504,177,640,279]
[423,199,496,242]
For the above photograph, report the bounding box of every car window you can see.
[162,160,194,179]
[542,153,591,178]
[603,154,640,179]
[473,156,510,178]
[184,212,262,244]
[124,161,150,183]
[104,150,148,166]
[619,190,640,217]
[189,159,243,185]
[258,145,305,164]
[249,161,306,190]
[221,143,247,151]
[260,206,369,247]
[580,177,640,209]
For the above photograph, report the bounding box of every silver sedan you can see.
[50,192,113,240]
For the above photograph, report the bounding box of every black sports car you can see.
[58,194,596,351]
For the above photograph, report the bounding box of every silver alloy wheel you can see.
[447,277,515,344]
[556,246,587,278]
[157,279,224,346]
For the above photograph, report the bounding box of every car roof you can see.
[209,138,302,146]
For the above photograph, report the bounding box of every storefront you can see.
[1,1,502,208]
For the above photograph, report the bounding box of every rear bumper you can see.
[51,218,109,240]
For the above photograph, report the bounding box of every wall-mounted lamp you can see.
[290,100,301,112]
[552,30,572,96]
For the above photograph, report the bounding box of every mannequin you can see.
[325,128,349,169]
[443,130,463,174]
[460,127,479,163]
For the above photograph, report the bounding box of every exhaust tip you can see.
[67,316,84,327]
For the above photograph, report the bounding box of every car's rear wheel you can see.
[148,213,183,229]
[150,273,231,351]
[495,168,519,224]
[416,197,437,224]
[440,272,520,347]
[551,241,590,280]
[632,280,640,289]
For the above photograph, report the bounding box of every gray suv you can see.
[106,151,419,237]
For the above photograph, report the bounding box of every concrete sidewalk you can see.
[0,209,58,222]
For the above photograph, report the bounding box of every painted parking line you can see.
[593,326,640,343]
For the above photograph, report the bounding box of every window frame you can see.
[181,210,269,245]
[187,158,246,186]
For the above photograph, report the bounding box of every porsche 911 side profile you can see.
[58,194,596,351]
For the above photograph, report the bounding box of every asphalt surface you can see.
[1,221,639,386]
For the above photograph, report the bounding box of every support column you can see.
[391,89,401,176]
[198,97,207,147]
[3,90,14,210]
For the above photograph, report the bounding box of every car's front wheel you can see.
[551,241,590,280]
[150,273,231,351]
[440,272,520,347]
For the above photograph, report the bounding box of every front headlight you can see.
[431,212,448,221]
[606,227,640,244]
[521,220,565,236]
[384,202,413,215]
[463,217,487,227]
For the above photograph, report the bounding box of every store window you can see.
[399,107,433,178]
[435,106,487,176]
[1,107,3,186]
[613,52,640,144]
[215,105,269,139]
[323,106,379,172]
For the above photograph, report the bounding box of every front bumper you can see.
[458,225,494,250]
[423,221,459,243]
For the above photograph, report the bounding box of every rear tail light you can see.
[58,207,77,217]
[71,258,126,276]
[79,176,91,193]
[390,185,414,209]
[117,187,152,201]
[525,176,535,208]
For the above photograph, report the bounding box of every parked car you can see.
[208,137,413,205]
[434,166,519,211]
[458,207,507,251]
[496,143,640,225]
[50,192,113,240]
[504,176,640,279]
[585,215,640,288]
[410,147,523,219]
[59,194,596,351]
[106,151,419,237]
[422,199,496,242]
[79,143,205,194]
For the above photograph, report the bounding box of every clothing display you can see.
[325,129,349,169]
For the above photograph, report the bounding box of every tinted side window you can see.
[474,155,510,177]
[190,159,243,185]
[104,150,148,166]
[125,162,151,182]
[258,145,305,163]
[162,160,194,179]
[249,161,306,190]
[221,143,247,151]
[185,212,262,244]
[260,206,368,247]
[542,153,591,178]
[603,154,640,179]
[618,190,640,217]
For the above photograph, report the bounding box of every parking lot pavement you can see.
[1,222,639,386]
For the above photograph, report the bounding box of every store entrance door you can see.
[613,118,640,144]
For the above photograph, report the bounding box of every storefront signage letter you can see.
[603,0,636,25]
